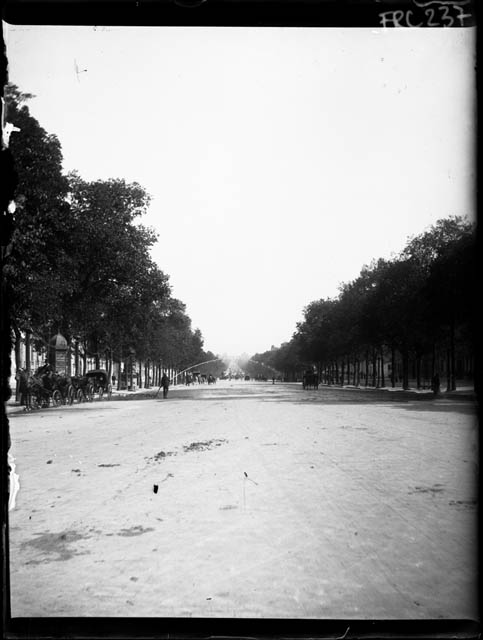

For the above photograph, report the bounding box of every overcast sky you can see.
[3,25,476,357]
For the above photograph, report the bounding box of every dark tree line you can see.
[3,84,220,382]
[250,216,476,392]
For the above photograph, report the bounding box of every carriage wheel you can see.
[86,383,95,402]
[52,390,63,407]
[66,385,75,405]
[106,384,112,400]
[75,388,84,403]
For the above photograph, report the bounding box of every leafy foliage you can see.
[4,84,71,335]
[4,84,217,373]
[249,216,476,388]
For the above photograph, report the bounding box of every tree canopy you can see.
[4,83,218,374]
[248,216,476,389]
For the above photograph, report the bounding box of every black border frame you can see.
[1,1,479,638]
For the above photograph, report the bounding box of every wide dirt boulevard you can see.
[7,380,478,619]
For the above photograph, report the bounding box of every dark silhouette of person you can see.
[16,368,29,407]
[161,372,170,398]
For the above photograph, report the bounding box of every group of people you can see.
[15,364,57,409]
[184,372,216,385]
[157,370,219,399]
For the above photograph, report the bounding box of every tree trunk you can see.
[365,351,369,387]
[117,345,122,390]
[74,341,79,376]
[450,319,456,391]
[402,347,409,390]
[107,349,112,379]
[12,324,21,373]
[25,330,31,374]
[391,344,396,388]
[82,340,87,375]
[13,324,22,400]
[372,349,377,387]
[446,348,451,392]
[380,350,385,388]
[94,334,100,369]
[340,360,345,387]
[416,356,421,389]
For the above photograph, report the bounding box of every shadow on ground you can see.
[8,404,120,418]
[159,385,478,416]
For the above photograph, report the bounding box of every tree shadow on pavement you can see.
[157,387,479,416]
[7,405,119,418]
[260,388,478,416]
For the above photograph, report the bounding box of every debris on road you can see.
[183,439,226,452]
[152,450,176,462]
[117,525,154,537]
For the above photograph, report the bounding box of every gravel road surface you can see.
[7,381,478,619]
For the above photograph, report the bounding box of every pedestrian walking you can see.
[16,368,29,407]
[161,371,170,399]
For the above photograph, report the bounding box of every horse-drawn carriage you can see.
[70,374,95,403]
[84,369,112,400]
[20,364,74,409]
[302,370,319,390]
[19,365,111,410]
[70,369,112,402]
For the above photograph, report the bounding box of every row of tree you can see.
[3,84,221,380]
[247,215,477,392]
